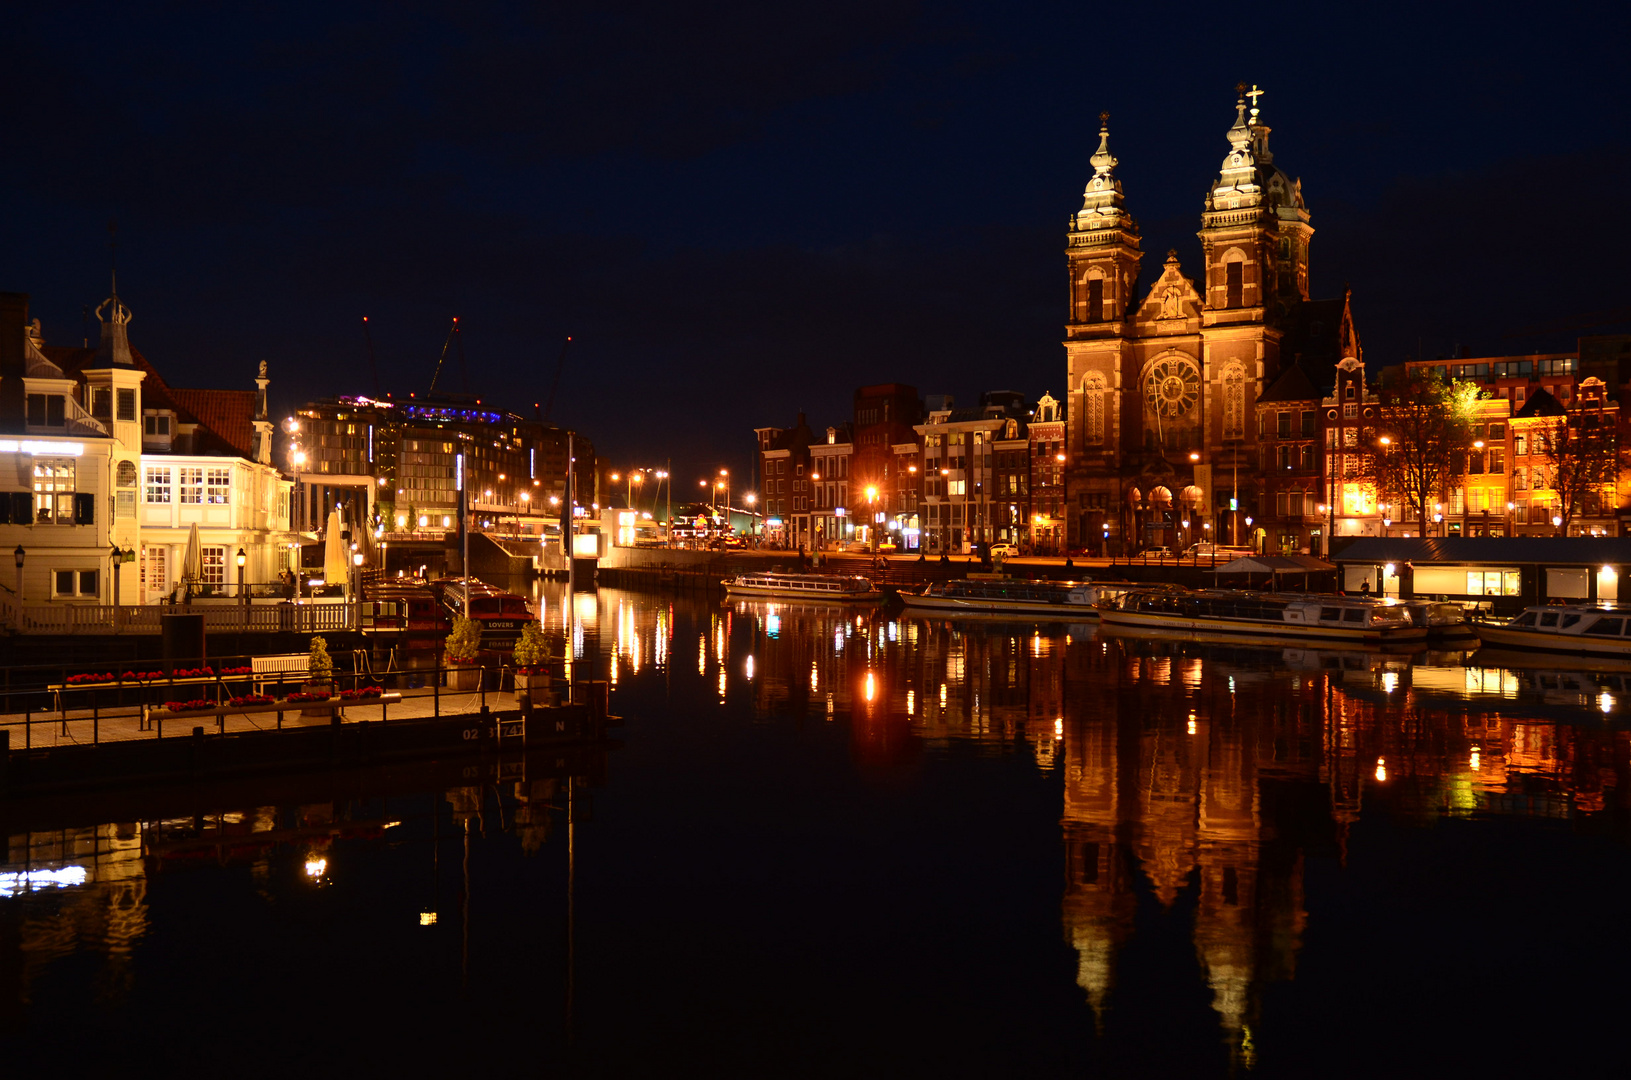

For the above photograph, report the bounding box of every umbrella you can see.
[323,507,349,587]
[178,522,203,599]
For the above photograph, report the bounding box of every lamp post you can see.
[110,545,122,609]
[13,544,23,605]
[1244,516,1254,554]
[864,485,879,556]
[236,548,247,607]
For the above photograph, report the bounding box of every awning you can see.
[1216,554,1335,575]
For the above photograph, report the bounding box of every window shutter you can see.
[11,492,31,524]
[75,492,95,525]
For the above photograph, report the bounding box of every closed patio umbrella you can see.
[322,507,349,588]
[178,522,203,599]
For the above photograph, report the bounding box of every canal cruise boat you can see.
[1098,589,1427,646]
[901,577,1130,619]
[431,577,535,644]
[722,572,880,602]
[1476,604,1631,658]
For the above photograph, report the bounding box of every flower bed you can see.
[122,670,167,682]
[219,665,253,677]
[66,672,118,685]
[164,698,217,713]
[228,694,275,708]
[284,691,332,704]
[515,666,548,676]
[171,666,216,679]
[337,686,383,700]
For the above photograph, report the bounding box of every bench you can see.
[252,654,311,694]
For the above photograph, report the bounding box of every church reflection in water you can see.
[712,595,1631,1062]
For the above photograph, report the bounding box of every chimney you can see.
[0,292,29,429]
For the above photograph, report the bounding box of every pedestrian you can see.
[1359,580,1371,596]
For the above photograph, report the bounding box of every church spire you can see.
[1073,111,1128,231]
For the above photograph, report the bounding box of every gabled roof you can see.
[41,343,256,459]
[1515,387,1566,418]
[1257,362,1320,404]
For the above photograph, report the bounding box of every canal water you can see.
[4,584,1629,1076]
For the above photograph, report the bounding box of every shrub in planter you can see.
[307,637,334,688]
[445,616,481,666]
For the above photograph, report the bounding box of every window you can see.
[1586,617,1624,636]
[1301,411,1316,436]
[1298,445,1315,472]
[33,458,74,523]
[144,414,172,437]
[1488,448,1504,473]
[1226,261,1243,308]
[27,394,65,427]
[117,388,137,422]
[1086,277,1104,323]
[201,546,226,586]
[1343,403,1358,419]
[1515,434,1527,456]
[179,467,203,504]
[1277,412,1291,438]
[1489,423,1505,439]
[145,467,172,503]
[1222,365,1244,439]
[1276,446,1291,470]
[52,569,98,598]
[91,388,111,418]
[1343,427,1358,447]
[206,467,231,504]
[1084,372,1106,444]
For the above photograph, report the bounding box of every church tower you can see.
[1063,115,1142,544]
[1197,85,1312,361]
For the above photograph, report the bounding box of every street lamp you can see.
[236,548,247,607]
[13,544,22,604]
[865,485,879,555]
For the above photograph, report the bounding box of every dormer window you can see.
[27,394,65,427]
[144,413,171,438]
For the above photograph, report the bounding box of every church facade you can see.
[1064,88,1342,553]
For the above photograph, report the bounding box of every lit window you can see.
[179,467,203,504]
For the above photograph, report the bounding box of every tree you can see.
[1358,368,1478,533]
[1538,395,1620,532]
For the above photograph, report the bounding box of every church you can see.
[1063,85,1358,553]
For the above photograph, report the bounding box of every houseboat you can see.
[722,572,880,602]
[432,577,535,644]
[1098,589,1427,646]
[901,577,1129,619]
[1476,604,1631,658]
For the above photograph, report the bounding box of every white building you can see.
[0,283,292,610]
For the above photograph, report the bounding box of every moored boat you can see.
[1475,604,1631,657]
[722,572,880,601]
[901,577,1129,619]
[1099,588,1427,646]
[1400,599,1478,642]
[431,577,534,644]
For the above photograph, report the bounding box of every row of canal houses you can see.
[0,286,291,610]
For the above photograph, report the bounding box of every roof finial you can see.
[1089,111,1117,179]
[1247,83,1263,125]
[108,218,119,298]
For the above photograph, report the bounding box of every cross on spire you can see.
[1098,110,1109,127]
[1246,84,1264,108]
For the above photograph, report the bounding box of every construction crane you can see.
[542,336,573,422]
[427,317,469,394]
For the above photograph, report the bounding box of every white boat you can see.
[1099,589,1427,646]
[901,577,1129,619]
[722,572,879,601]
[1475,604,1631,657]
[1400,600,1477,641]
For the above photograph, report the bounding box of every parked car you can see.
[1183,542,1254,560]
[989,543,1017,558]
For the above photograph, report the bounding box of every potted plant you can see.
[302,635,335,716]
[444,615,482,690]
[512,622,550,694]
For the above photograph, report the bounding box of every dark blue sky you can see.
[2,1,1627,484]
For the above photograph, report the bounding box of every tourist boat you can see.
[1098,589,1427,645]
[432,577,535,643]
[722,572,880,601]
[1475,604,1631,657]
[1400,600,1478,642]
[900,577,1131,619]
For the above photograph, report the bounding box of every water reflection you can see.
[6,584,1629,1072]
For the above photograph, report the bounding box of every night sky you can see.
[2,1,1627,484]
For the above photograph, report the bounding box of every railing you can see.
[12,602,359,635]
[0,653,575,752]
